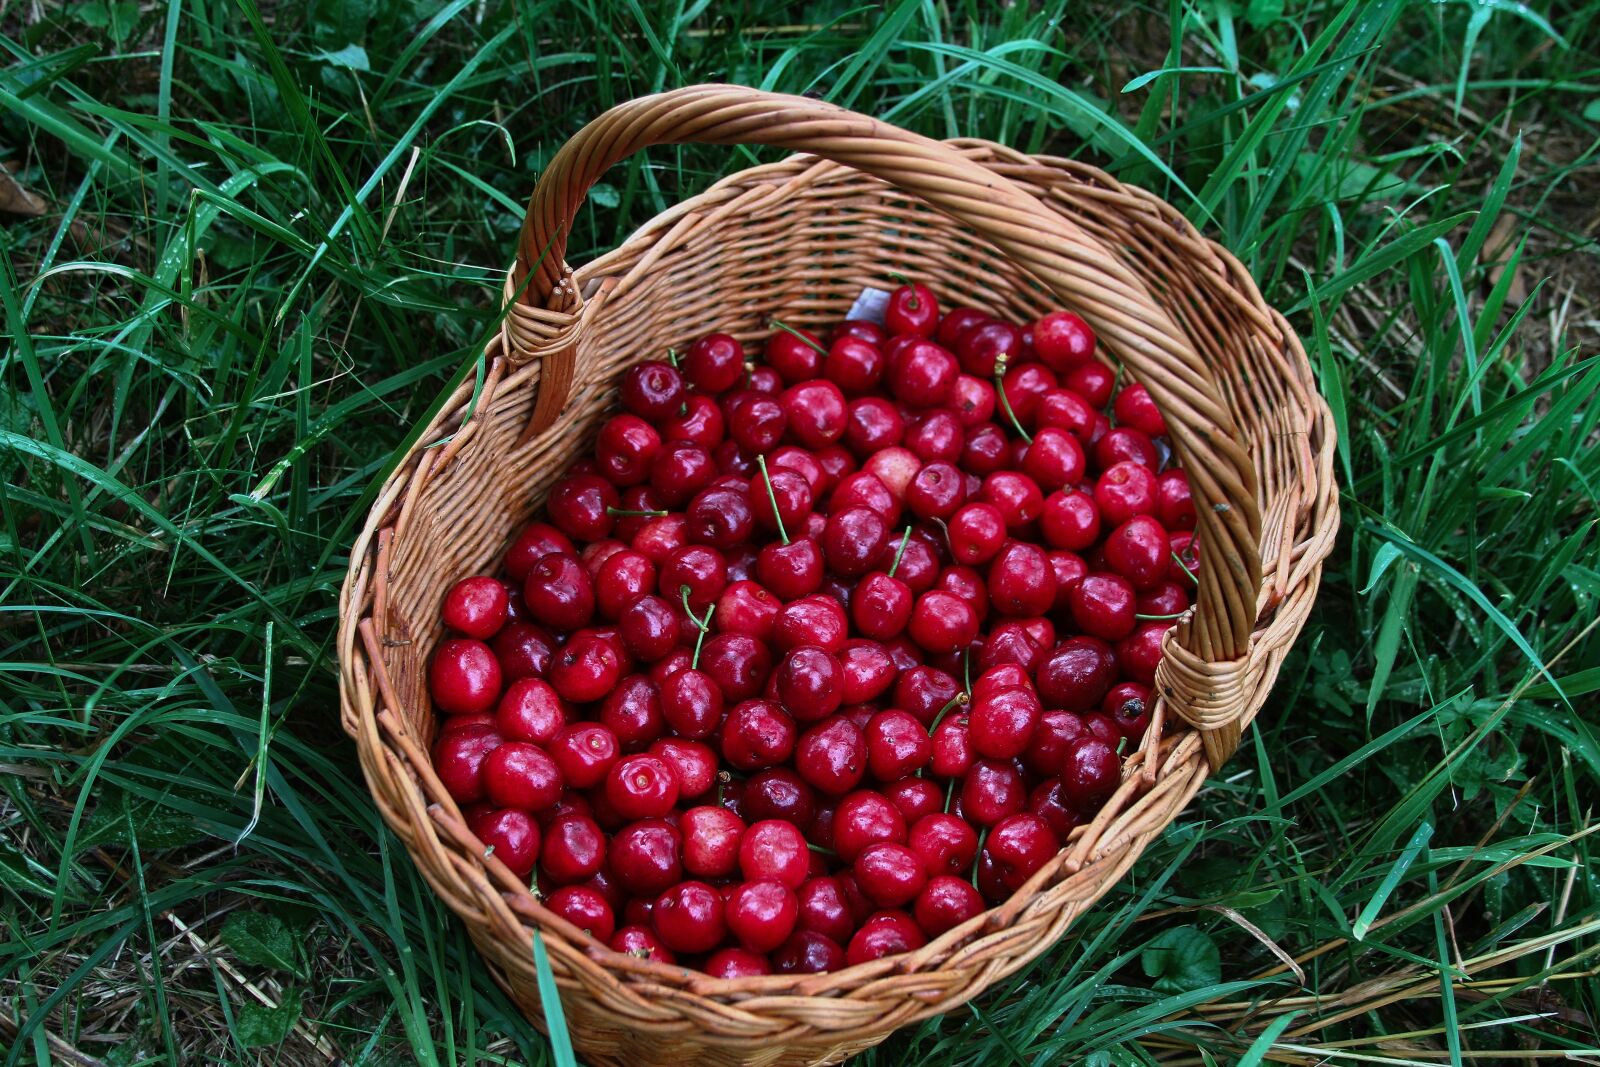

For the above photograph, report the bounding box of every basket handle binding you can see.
[503,85,1262,767]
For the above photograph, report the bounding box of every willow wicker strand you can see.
[337,88,1338,1067]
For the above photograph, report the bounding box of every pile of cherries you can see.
[428,282,1199,977]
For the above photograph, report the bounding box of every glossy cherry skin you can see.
[539,813,606,885]
[853,842,928,908]
[1061,736,1121,811]
[981,471,1046,530]
[1067,573,1138,641]
[1036,387,1097,440]
[961,423,1010,475]
[467,807,539,878]
[834,642,892,707]
[603,754,679,820]
[686,485,755,550]
[1155,469,1196,531]
[948,373,996,428]
[649,737,715,799]
[617,594,678,662]
[706,946,774,978]
[522,554,595,634]
[596,414,663,486]
[720,699,797,771]
[987,540,1058,618]
[829,470,900,525]
[620,359,685,420]
[976,620,1046,675]
[663,394,726,449]
[772,596,849,655]
[908,590,979,654]
[1022,427,1087,490]
[1063,359,1115,407]
[649,443,716,508]
[684,332,745,394]
[699,633,773,702]
[442,577,509,640]
[795,716,868,796]
[1036,636,1118,711]
[791,877,854,945]
[750,466,813,538]
[431,638,503,715]
[907,812,979,878]
[967,686,1041,761]
[433,723,502,803]
[1093,426,1160,473]
[774,645,845,722]
[821,506,889,578]
[947,502,1007,566]
[775,930,843,976]
[956,319,1023,377]
[607,818,682,895]
[742,767,816,828]
[594,551,656,622]
[844,396,905,455]
[548,724,620,790]
[825,336,886,396]
[1041,490,1101,552]
[845,911,926,965]
[932,716,971,782]
[832,790,908,863]
[481,741,564,812]
[726,880,799,953]
[936,307,989,347]
[1103,681,1153,741]
[652,880,726,954]
[765,327,824,384]
[609,925,675,963]
[984,812,1060,893]
[781,379,849,449]
[1137,581,1189,619]
[546,634,624,703]
[1094,460,1159,525]
[1117,621,1171,686]
[658,667,723,740]
[738,819,810,889]
[886,282,940,337]
[864,710,932,781]
[961,759,1027,826]
[906,462,965,521]
[1103,516,1170,591]
[850,571,912,641]
[545,884,616,943]
[661,544,728,614]
[680,805,746,879]
[889,338,959,408]
[494,678,568,746]
[863,446,924,502]
[547,474,619,542]
[1021,709,1084,777]
[1032,311,1095,370]
[894,665,961,726]
[505,522,576,582]
[915,875,984,937]
[904,410,963,465]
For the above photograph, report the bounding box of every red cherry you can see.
[853,842,928,907]
[431,638,502,715]
[1022,427,1086,490]
[607,818,682,895]
[772,595,848,655]
[937,307,989,348]
[977,620,1046,675]
[837,640,895,705]
[466,807,539,877]
[781,380,848,449]
[657,667,723,740]
[1137,581,1189,618]
[961,423,1010,474]
[1036,388,1097,440]
[726,880,799,953]
[618,594,679,661]
[661,544,728,614]
[1103,516,1171,590]
[652,880,726,954]
[956,319,1022,377]
[699,633,773,702]
[1032,311,1095,371]
[826,336,886,395]
[908,590,978,654]
[908,812,978,877]
[442,576,509,639]
[663,394,725,449]
[1063,360,1115,407]
[596,414,663,486]
[905,461,964,521]
[949,374,996,428]
[903,411,962,466]
[706,946,773,978]
[1028,779,1084,840]
[845,911,926,965]
[649,443,715,507]
[1036,636,1118,711]
[680,805,746,878]
[844,396,905,455]
[981,471,1045,529]
[864,710,932,781]
[914,875,984,937]
[987,540,1058,618]
[743,767,817,827]
[885,283,940,337]
[893,665,961,725]
[1025,710,1087,777]
[739,819,810,889]
[948,503,1007,565]
[1067,573,1138,641]
[850,570,913,642]
[547,634,623,702]
[1093,426,1160,472]
[774,645,845,722]
[984,812,1060,893]
[797,877,856,944]
[1103,682,1153,742]
[594,551,657,622]
[545,884,615,942]
[505,522,576,582]
[620,360,685,421]
[829,470,900,525]
[1170,531,1201,584]
[1061,736,1121,811]
[1113,382,1167,436]
[548,724,620,790]
[967,686,1041,760]
[960,759,1026,826]
[604,754,680,820]
[1117,621,1172,685]
[999,362,1057,425]
[765,327,824,384]
[750,467,813,538]
[649,737,716,798]
[822,506,890,578]
[482,742,564,811]
[832,790,907,861]
[539,813,606,885]
[1156,469,1196,531]
[889,338,958,408]
[1041,490,1100,551]
[795,716,868,796]
[686,485,755,550]
[547,474,619,542]
[745,365,783,395]
[882,775,942,825]
[720,699,797,771]
[684,333,744,394]
[522,554,595,634]
[609,924,675,963]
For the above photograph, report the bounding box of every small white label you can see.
[846,286,892,325]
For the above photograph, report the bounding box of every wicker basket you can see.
[338,85,1338,1067]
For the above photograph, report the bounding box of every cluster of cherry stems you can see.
[426,282,1200,977]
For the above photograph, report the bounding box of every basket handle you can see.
[507,85,1262,765]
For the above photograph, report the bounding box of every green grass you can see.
[3,0,1598,1063]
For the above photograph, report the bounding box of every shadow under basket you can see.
[338,85,1339,1067]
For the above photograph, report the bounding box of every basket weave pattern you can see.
[338,87,1338,1067]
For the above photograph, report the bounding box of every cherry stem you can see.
[1171,550,1199,585]
[1116,736,1129,756]
[680,585,715,670]
[806,842,838,856]
[665,348,679,367]
[929,692,969,733]
[607,507,668,518]
[888,525,913,578]
[962,646,973,696]
[944,775,957,813]
[756,454,790,545]
[886,272,918,309]
[769,318,828,356]
[992,356,1033,443]
[971,826,989,890]
[1136,611,1186,621]
[716,770,730,807]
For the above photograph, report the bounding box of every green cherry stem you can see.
[992,355,1033,443]
[970,826,990,890]
[680,584,716,670]
[1135,611,1186,621]
[769,318,828,356]
[929,692,969,733]
[1171,550,1199,585]
[756,454,790,545]
[607,507,669,518]
[888,525,913,578]
[943,775,957,814]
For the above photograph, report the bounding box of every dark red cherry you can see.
[663,393,726,448]
[961,423,1010,475]
[750,467,813,539]
[826,336,886,396]
[765,327,825,384]
[1067,573,1138,641]
[726,879,799,953]
[915,875,984,936]
[753,536,822,601]
[649,442,716,507]
[1061,736,1121,811]
[680,805,746,878]
[743,767,817,828]
[774,645,845,722]
[838,640,896,705]
[652,880,726,954]
[1041,490,1101,552]
[712,580,779,643]
[631,513,688,566]
[1022,427,1086,491]
[892,666,960,727]
[845,911,926,965]
[596,414,663,486]
[832,790,907,862]
[545,884,615,942]
[504,522,576,582]
[467,807,539,877]
[889,338,958,408]
[661,544,728,614]
[521,553,597,634]
[829,470,900,525]
[999,362,1057,425]
[1025,710,1086,777]
[604,754,679,820]
[431,638,502,715]
[1036,636,1118,711]
[1032,311,1095,371]
[740,819,810,889]
[844,396,905,455]
[547,723,619,790]
[744,364,783,395]
[539,813,605,885]
[795,715,868,796]
[684,333,745,394]
[1117,621,1171,686]
[948,503,1007,566]
[851,571,912,641]
[1103,682,1153,742]
[1028,779,1083,840]
[967,686,1041,761]
[882,776,942,824]
[908,812,978,877]
[496,678,568,745]
[649,737,715,798]
[433,723,503,803]
[904,409,963,464]
[492,622,556,682]
[1036,388,1097,440]
[908,590,978,654]
[853,842,927,908]
[936,307,989,348]
[607,818,682,895]
[819,506,888,578]
[620,360,685,421]
[547,474,618,542]
[594,550,656,622]
[797,876,856,944]
[483,741,564,811]
[885,282,940,337]
[618,593,679,662]
[984,812,1059,892]
[1103,516,1170,591]
[706,946,773,978]
[720,699,797,771]
[609,924,675,963]
[961,759,1026,826]
[1064,360,1115,408]
[686,485,754,550]
[1094,426,1160,472]
[986,540,1057,618]
[949,374,996,428]
[442,576,509,639]
[547,634,623,703]
[772,595,848,655]
[699,633,773,702]
[781,380,848,449]
[1156,470,1196,531]
[1112,382,1167,436]
[864,710,932,781]
[956,319,1022,377]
